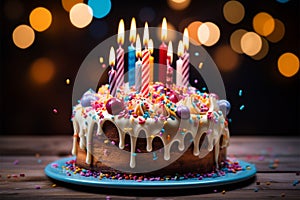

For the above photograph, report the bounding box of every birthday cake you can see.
[71,18,231,176]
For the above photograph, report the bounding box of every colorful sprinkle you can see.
[53,108,58,114]
[66,79,70,85]
[239,105,245,111]
[238,89,243,96]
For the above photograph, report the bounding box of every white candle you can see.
[135,34,142,92]
[176,40,184,87]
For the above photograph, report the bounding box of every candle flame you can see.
[183,28,189,51]
[177,40,184,58]
[117,19,125,45]
[148,39,154,54]
[161,17,167,42]
[135,34,142,58]
[129,17,136,44]
[168,41,173,63]
[143,22,149,47]
[109,46,115,66]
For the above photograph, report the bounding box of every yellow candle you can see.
[148,39,154,83]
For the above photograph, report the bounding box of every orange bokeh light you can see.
[187,21,202,46]
[253,12,275,37]
[12,25,35,49]
[30,58,55,84]
[29,7,52,32]
[214,45,240,72]
[278,53,299,77]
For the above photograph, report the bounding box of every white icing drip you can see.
[72,91,230,170]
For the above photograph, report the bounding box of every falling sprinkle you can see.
[102,63,106,68]
[194,79,198,84]
[194,52,199,56]
[198,62,203,69]
[228,118,232,123]
[66,79,70,85]
[53,108,58,114]
[238,89,243,96]
[99,57,104,63]
[52,184,56,188]
[239,105,245,111]
[202,87,206,91]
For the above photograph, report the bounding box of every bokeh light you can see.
[29,7,52,32]
[187,21,202,45]
[88,0,111,19]
[89,20,108,39]
[253,12,275,37]
[69,3,93,28]
[12,25,35,49]
[223,0,245,24]
[197,22,220,46]
[278,53,299,77]
[4,0,24,20]
[61,0,84,12]
[266,19,285,43]
[213,45,240,72]
[167,0,191,11]
[251,37,269,60]
[30,58,55,84]
[156,22,176,42]
[276,0,289,3]
[139,7,156,23]
[230,29,247,54]
[241,32,262,56]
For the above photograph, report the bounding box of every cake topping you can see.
[80,89,99,107]
[176,105,190,119]
[105,97,124,115]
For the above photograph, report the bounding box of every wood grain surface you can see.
[0,136,299,199]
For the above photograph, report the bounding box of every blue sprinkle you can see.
[202,87,206,91]
[132,153,137,157]
[161,128,165,133]
[228,118,232,123]
[194,52,199,56]
[239,89,243,96]
[240,105,245,111]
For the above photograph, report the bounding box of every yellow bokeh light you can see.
[187,21,202,46]
[278,53,299,77]
[30,58,55,84]
[241,32,262,56]
[230,29,247,54]
[214,45,240,72]
[251,37,269,60]
[69,3,93,28]
[223,0,245,24]
[12,25,35,49]
[266,19,285,43]
[29,7,52,32]
[61,0,84,12]
[167,0,191,10]
[253,12,275,37]
[198,22,220,46]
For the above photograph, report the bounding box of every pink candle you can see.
[108,47,117,96]
[166,41,173,87]
[159,18,168,84]
[182,28,190,88]
[141,22,150,97]
[116,19,125,89]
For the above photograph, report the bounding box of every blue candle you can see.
[128,44,135,86]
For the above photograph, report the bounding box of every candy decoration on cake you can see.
[105,97,124,115]
[108,47,117,97]
[176,105,190,119]
[182,28,190,88]
[116,19,125,90]
[218,99,231,116]
[148,39,154,83]
[166,41,173,87]
[159,17,168,84]
[80,89,99,107]
[176,40,184,87]
[128,18,136,87]
[135,34,142,92]
[141,22,150,97]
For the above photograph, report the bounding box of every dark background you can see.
[1,0,299,136]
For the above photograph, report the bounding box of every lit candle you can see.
[182,28,190,88]
[148,39,154,83]
[108,47,117,97]
[135,34,142,92]
[159,17,168,84]
[116,19,125,89]
[166,41,173,87]
[128,18,136,87]
[141,22,150,97]
[176,40,184,87]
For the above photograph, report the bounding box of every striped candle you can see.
[116,19,125,89]
[182,28,190,88]
[108,47,117,96]
[141,22,150,97]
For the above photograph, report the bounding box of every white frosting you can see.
[71,88,230,170]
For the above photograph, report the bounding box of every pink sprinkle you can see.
[53,109,58,114]
[51,163,59,168]
[35,185,41,189]
[13,160,19,165]
[111,141,115,145]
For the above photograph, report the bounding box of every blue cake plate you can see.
[45,157,256,189]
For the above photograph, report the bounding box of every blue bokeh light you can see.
[88,0,111,19]
[276,0,289,3]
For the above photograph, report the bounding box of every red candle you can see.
[159,18,168,84]
[166,41,173,87]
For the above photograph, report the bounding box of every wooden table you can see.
[0,136,299,199]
